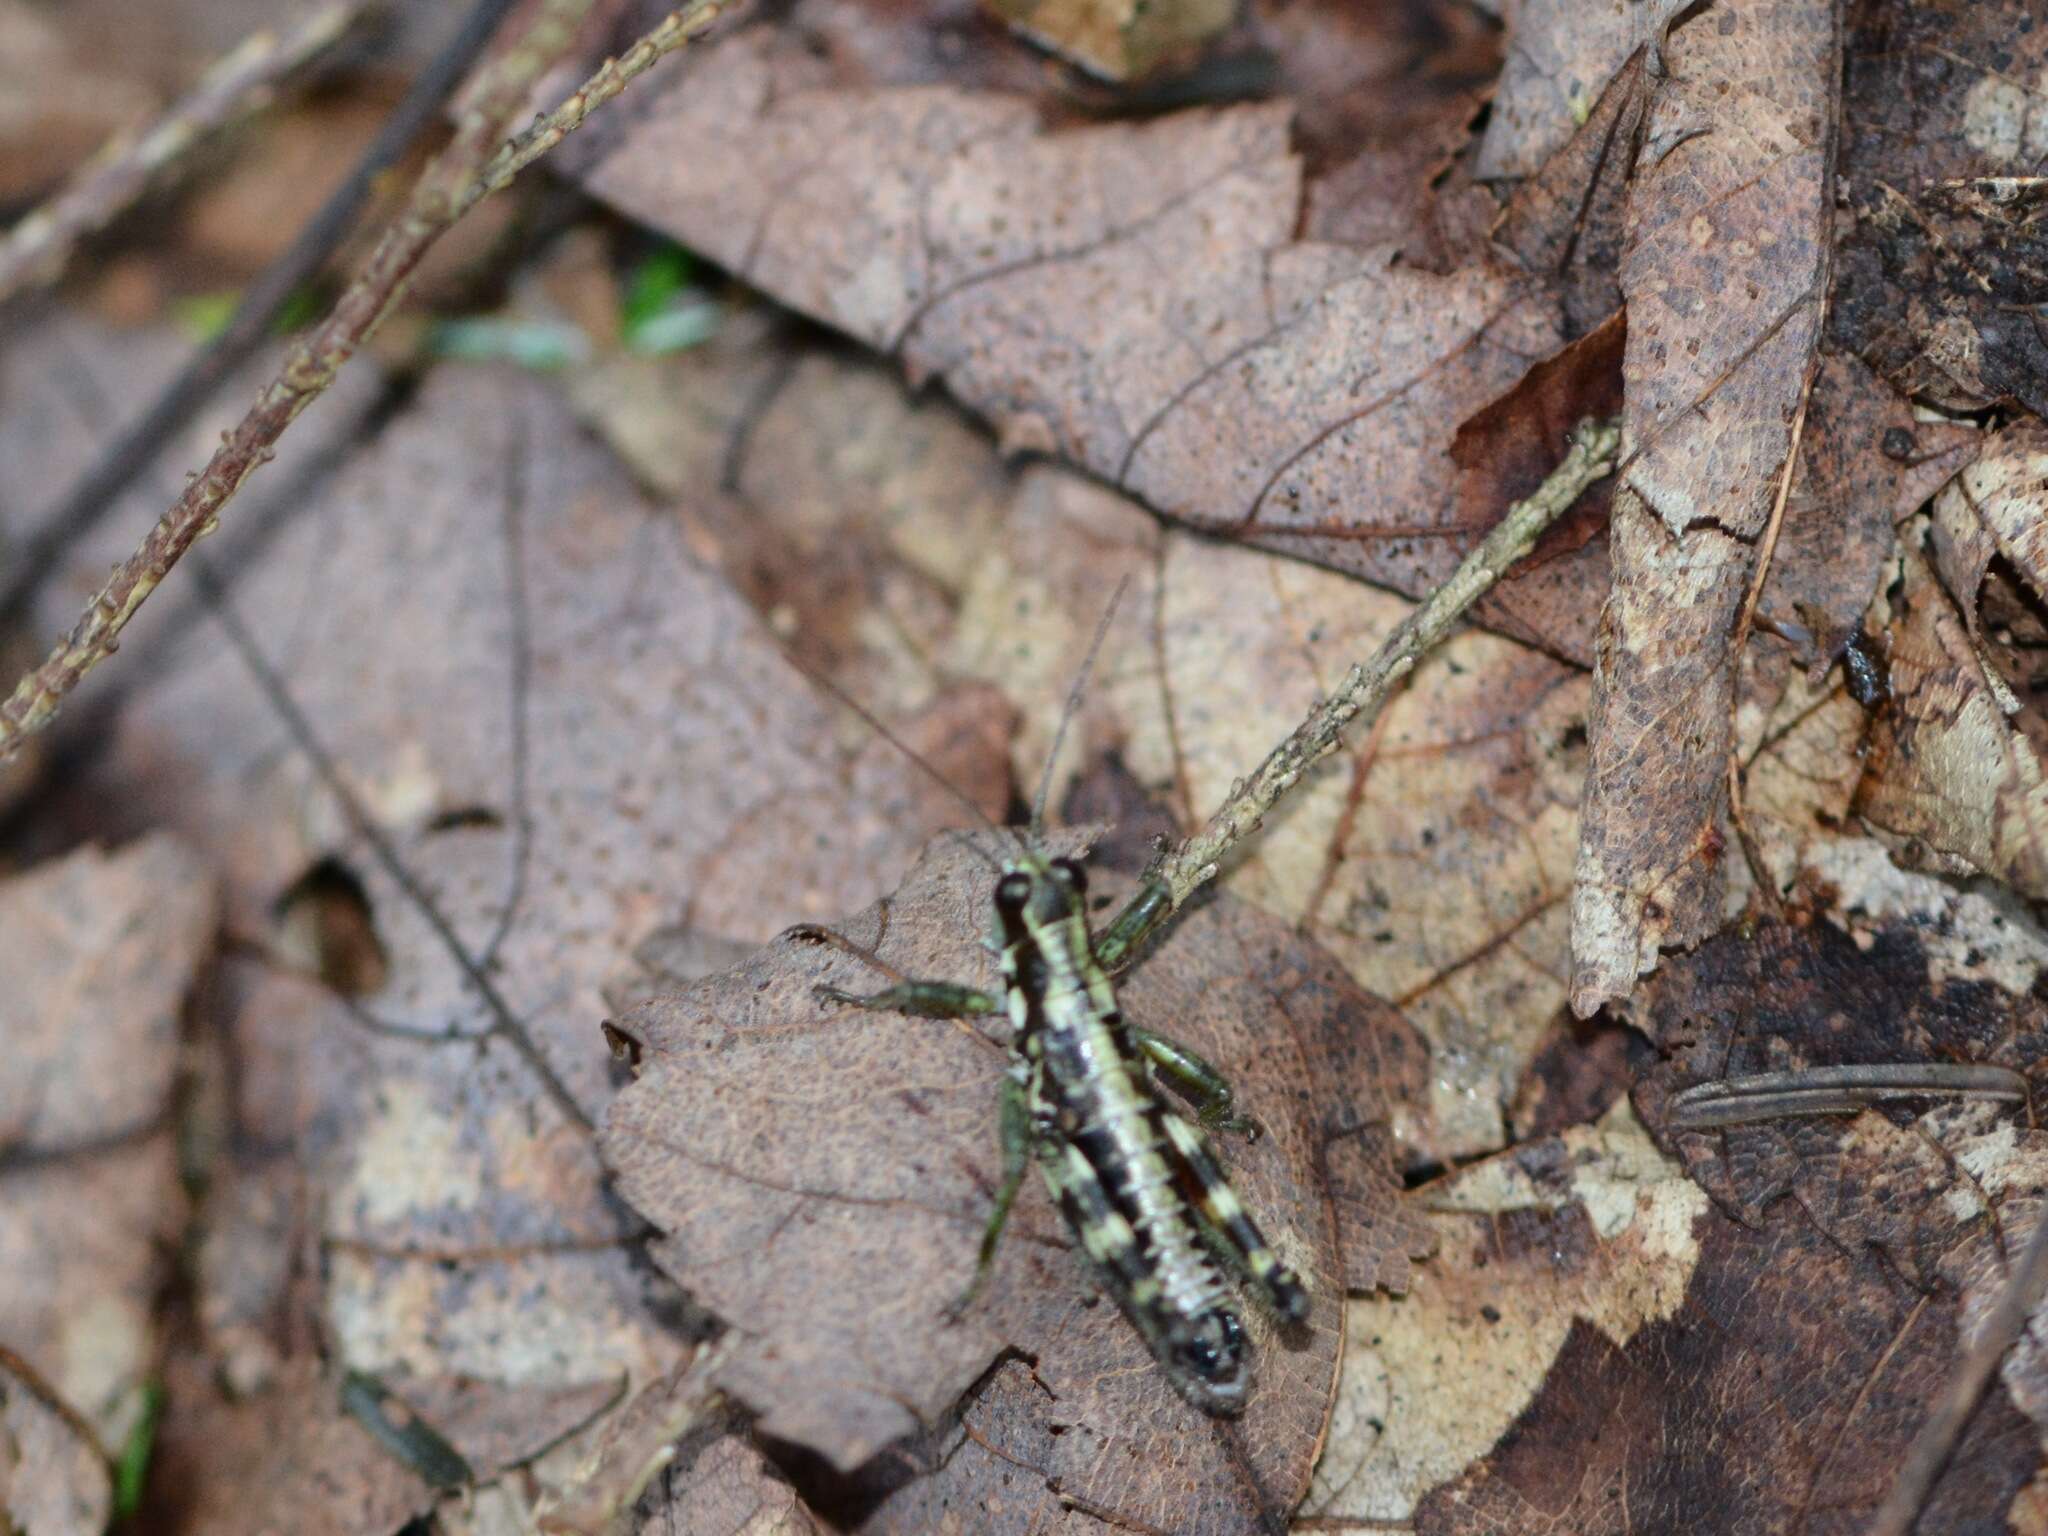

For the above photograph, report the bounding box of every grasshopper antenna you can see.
[773,637,1020,871]
[1030,576,1131,838]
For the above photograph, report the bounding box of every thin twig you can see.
[1149,416,1622,910]
[0,2,368,305]
[0,0,525,626]
[1866,1200,2048,1536]
[0,0,744,762]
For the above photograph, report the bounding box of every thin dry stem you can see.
[0,2,367,305]
[0,0,744,762]
[1150,416,1622,910]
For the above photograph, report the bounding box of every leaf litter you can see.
[7,0,2048,1528]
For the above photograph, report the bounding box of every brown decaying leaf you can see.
[1471,0,1690,182]
[0,1353,110,1536]
[570,13,1604,660]
[1570,0,1837,1015]
[1831,0,2048,417]
[0,835,212,1457]
[600,829,1430,1527]
[1860,538,2048,900]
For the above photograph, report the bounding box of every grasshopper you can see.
[804,610,1309,1412]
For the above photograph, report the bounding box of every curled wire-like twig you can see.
[1667,1062,2027,1131]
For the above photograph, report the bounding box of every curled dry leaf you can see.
[1570,0,1837,1015]
[1471,0,1689,182]
[569,17,1598,658]
[1934,422,2048,636]
[1862,539,2048,899]
[0,834,212,1450]
[1831,0,2048,417]
[601,830,1428,1529]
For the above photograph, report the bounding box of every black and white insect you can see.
[801,611,1309,1411]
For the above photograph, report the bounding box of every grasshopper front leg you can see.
[815,979,1000,1019]
[946,1072,1034,1319]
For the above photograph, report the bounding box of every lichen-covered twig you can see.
[0,2,367,306]
[1149,416,1622,911]
[0,0,743,762]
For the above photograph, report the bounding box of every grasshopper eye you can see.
[1049,857,1088,896]
[995,872,1033,909]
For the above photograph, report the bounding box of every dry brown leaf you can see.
[1472,0,1688,182]
[1304,1099,1707,1526]
[0,1353,110,1536]
[1570,0,1837,1015]
[1862,539,2048,898]
[1831,0,2048,417]
[1494,47,1649,338]
[570,18,1594,658]
[153,1359,623,1536]
[600,830,1426,1527]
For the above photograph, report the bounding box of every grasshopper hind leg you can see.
[1161,1113,1310,1324]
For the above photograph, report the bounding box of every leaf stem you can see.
[1150,415,1621,911]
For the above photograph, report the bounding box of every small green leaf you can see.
[111,1380,164,1521]
[620,243,696,334]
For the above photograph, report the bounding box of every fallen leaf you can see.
[2,317,1013,1510]
[1313,913,2046,1529]
[1831,0,2048,416]
[600,829,1425,1528]
[151,1359,622,1536]
[570,18,1595,658]
[1570,0,1838,1014]
[1494,47,1649,338]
